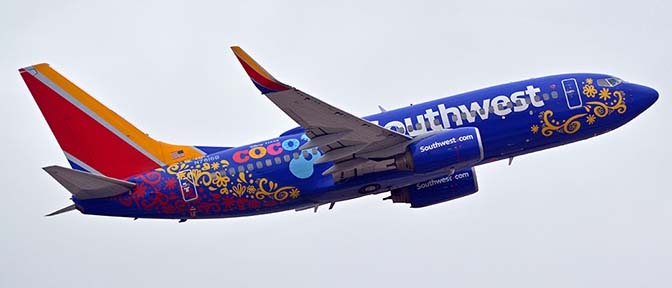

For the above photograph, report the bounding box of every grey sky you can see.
[1,0,670,287]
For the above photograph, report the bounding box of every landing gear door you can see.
[178,170,198,202]
[562,78,583,109]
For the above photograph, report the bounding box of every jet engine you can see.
[394,127,483,173]
[388,167,478,208]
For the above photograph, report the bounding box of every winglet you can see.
[231,46,290,94]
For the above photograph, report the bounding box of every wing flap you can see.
[300,131,352,150]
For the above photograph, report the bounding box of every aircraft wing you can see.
[231,47,412,180]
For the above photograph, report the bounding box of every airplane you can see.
[20,47,658,221]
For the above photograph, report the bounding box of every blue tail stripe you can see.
[68,160,89,173]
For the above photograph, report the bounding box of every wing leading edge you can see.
[231,46,412,180]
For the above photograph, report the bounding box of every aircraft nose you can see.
[639,85,659,108]
[627,83,659,111]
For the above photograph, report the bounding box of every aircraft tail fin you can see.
[43,166,135,200]
[19,64,208,178]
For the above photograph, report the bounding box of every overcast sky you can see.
[1,1,670,287]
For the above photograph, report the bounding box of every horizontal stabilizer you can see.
[43,165,136,200]
[45,204,77,216]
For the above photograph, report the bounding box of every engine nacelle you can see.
[395,127,483,174]
[389,168,479,208]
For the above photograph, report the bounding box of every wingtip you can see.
[230,45,242,53]
[230,46,290,94]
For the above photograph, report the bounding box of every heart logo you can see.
[550,84,556,89]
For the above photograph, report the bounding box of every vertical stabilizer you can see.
[20,64,207,178]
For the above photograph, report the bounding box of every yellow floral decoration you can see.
[599,88,611,101]
[162,157,301,202]
[586,114,596,125]
[536,81,627,137]
[583,85,597,98]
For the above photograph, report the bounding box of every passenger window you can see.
[415,122,422,130]
[534,95,541,102]
[407,124,413,132]
[479,108,486,114]
[228,167,236,176]
[247,163,254,171]
[256,161,263,169]
[551,91,559,99]
[265,159,272,167]
[506,102,513,109]
[497,104,504,110]
[451,115,458,122]
[237,165,245,173]
[460,112,467,119]
[543,93,550,100]
[525,98,531,104]
[293,152,300,160]
[470,111,476,117]
[274,157,282,164]
[433,118,441,125]
[283,155,291,162]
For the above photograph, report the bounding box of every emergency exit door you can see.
[562,78,583,109]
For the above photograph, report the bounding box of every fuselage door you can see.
[561,78,583,109]
[178,170,198,202]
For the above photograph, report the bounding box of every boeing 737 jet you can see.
[20,47,658,220]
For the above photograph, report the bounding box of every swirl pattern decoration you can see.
[111,156,301,218]
[533,79,627,137]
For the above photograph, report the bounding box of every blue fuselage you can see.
[74,73,658,219]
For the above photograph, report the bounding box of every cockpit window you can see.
[597,77,623,87]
